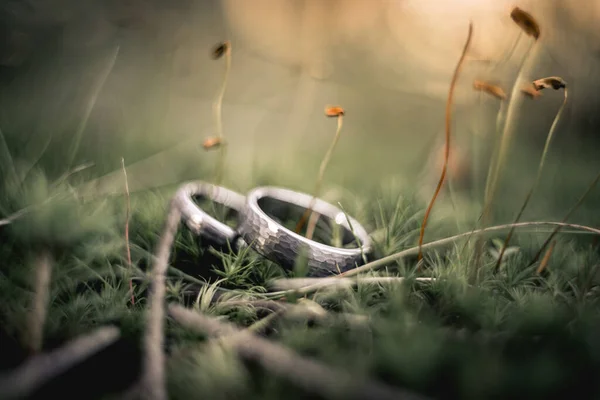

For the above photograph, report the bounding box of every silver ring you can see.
[173,181,246,250]
[238,186,372,276]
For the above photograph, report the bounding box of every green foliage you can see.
[1,72,600,398]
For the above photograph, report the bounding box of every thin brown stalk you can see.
[417,22,473,264]
[527,169,600,267]
[212,41,231,185]
[25,249,53,355]
[305,211,321,240]
[140,199,181,400]
[121,158,134,305]
[536,240,556,274]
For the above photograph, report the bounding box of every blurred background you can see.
[1,0,599,228]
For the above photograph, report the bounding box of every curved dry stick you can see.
[342,221,600,279]
[121,158,135,304]
[168,304,430,400]
[494,87,568,272]
[0,126,19,191]
[270,276,433,291]
[536,239,556,274]
[259,221,600,299]
[417,22,473,263]
[0,326,120,400]
[140,199,181,400]
[25,249,53,354]
[527,169,600,267]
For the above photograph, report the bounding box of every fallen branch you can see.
[121,158,134,305]
[25,249,53,354]
[168,304,429,400]
[342,221,600,279]
[269,276,432,291]
[140,199,181,400]
[0,326,120,400]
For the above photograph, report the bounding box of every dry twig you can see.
[140,199,181,400]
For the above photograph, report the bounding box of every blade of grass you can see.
[212,41,232,185]
[66,45,120,169]
[342,221,599,278]
[262,221,600,299]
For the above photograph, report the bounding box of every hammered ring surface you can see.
[238,186,372,277]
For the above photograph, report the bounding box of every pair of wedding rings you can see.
[173,182,372,277]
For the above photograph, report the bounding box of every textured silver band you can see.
[173,181,246,250]
[238,186,372,276]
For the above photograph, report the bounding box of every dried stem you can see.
[0,326,120,400]
[213,42,231,185]
[261,221,600,299]
[121,158,135,305]
[140,199,181,400]
[342,221,599,278]
[269,276,433,291]
[25,249,53,354]
[417,22,473,264]
[304,211,321,241]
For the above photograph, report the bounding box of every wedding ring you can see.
[173,181,246,250]
[238,186,372,277]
